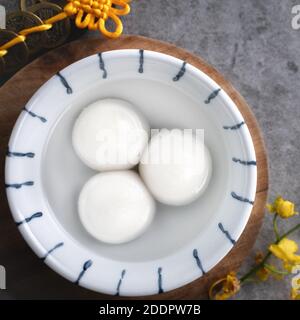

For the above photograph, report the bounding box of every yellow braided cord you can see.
[0,50,7,57]
[0,0,131,58]
[44,12,69,25]
[19,24,53,36]
[0,34,26,53]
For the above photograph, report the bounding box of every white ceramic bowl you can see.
[5,49,257,296]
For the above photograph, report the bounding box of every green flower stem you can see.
[273,213,280,241]
[280,223,300,239]
[240,252,271,283]
[240,222,300,284]
[242,278,260,284]
[264,263,289,275]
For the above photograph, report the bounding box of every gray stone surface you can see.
[1,0,300,300]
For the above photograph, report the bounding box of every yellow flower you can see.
[267,196,298,218]
[256,267,270,281]
[291,288,300,300]
[283,261,295,273]
[255,252,264,265]
[209,272,240,300]
[269,238,300,272]
[254,252,283,281]
[255,252,270,281]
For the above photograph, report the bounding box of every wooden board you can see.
[0,35,268,299]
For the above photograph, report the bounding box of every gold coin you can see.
[0,30,29,74]
[24,0,86,39]
[19,0,42,12]
[28,3,71,49]
[6,11,45,54]
[40,0,66,8]
[20,0,67,11]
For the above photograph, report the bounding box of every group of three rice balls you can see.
[72,99,212,244]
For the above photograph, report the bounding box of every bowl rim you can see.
[5,49,257,296]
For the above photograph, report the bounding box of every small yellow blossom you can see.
[267,196,298,218]
[209,272,240,300]
[291,288,300,300]
[255,252,270,281]
[269,238,300,272]
[283,261,295,273]
[254,252,283,281]
[255,252,264,265]
[256,267,270,281]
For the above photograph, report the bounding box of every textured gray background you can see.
[1,0,300,300]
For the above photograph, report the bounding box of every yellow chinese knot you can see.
[0,0,131,58]
[64,0,130,37]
